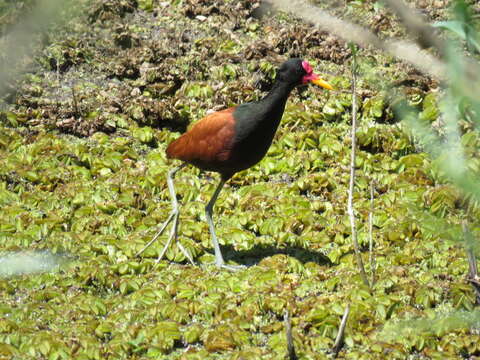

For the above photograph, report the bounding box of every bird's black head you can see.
[276,58,333,90]
[276,58,307,85]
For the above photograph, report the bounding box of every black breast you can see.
[227,102,285,173]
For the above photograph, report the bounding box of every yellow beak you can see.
[312,78,334,90]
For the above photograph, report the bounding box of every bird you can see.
[137,58,333,269]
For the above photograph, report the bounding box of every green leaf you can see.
[433,21,467,39]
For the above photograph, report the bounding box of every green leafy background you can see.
[1,0,479,359]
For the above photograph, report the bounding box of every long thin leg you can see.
[205,179,245,271]
[205,179,227,267]
[136,164,194,265]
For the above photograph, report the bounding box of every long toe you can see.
[177,241,195,266]
[136,210,176,257]
[201,261,246,271]
[220,263,247,271]
[155,212,180,263]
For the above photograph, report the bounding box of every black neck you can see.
[260,80,295,114]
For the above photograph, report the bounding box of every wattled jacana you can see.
[137,58,333,269]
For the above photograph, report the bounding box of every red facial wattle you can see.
[302,72,320,84]
[301,60,315,84]
[301,60,333,90]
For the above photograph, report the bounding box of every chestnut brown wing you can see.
[166,107,236,165]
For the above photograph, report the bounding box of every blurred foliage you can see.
[0,0,36,35]
[0,0,479,359]
[433,0,480,53]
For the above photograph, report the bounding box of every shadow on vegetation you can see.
[219,244,333,267]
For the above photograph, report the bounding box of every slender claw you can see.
[219,263,246,271]
[155,211,178,263]
[136,164,190,263]
[156,211,196,265]
[177,242,195,266]
[136,211,175,257]
[202,261,246,271]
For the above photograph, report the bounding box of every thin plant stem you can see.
[369,180,376,286]
[463,222,480,305]
[71,86,79,117]
[284,310,297,360]
[332,304,350,357]
[348,44,370,288]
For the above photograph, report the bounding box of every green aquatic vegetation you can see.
[419,93,440,123]
[0,0,479,358]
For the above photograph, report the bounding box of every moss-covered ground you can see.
[1,0,480,359]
